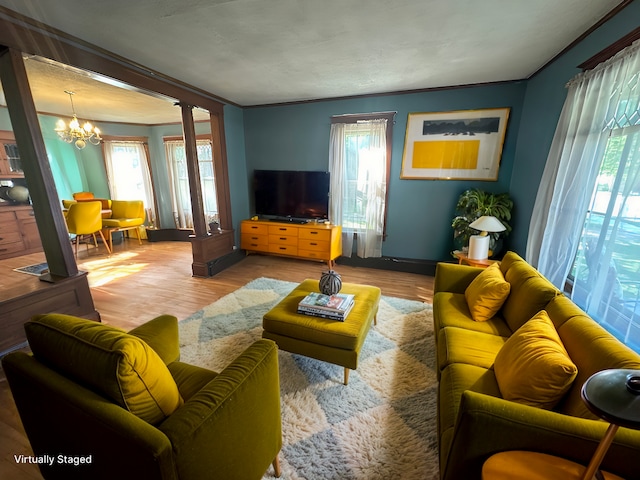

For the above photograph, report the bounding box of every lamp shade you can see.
[469,215,506,234]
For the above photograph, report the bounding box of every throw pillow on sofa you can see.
[494,310,578,409]
[464,263,511,322]
[25,313,183,424]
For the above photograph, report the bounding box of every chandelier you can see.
[54,90,102,150]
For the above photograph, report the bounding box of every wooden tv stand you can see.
[240,219,342,267]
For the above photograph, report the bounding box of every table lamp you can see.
[467,215,506,260]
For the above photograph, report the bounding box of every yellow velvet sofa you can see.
[434,251,640,480]
[2,314,282,480]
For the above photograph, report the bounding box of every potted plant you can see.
[451,189,513,257]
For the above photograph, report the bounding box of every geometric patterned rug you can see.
[179,277,439,480]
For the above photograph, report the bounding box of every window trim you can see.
[330,111,395,239]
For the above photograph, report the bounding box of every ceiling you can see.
[0,0,628,125]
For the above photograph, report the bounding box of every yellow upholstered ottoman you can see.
[262,279,381,385]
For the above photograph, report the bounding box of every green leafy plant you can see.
[451,189,513,255]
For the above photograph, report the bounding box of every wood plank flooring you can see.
[0,239,434,479]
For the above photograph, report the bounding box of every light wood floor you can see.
[0,239,434,480]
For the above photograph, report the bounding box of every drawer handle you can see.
[310,242,317,246]
[250,226,259,230]
[251,236,259,240]
[279,247,286,250]
[310,231,318,235]
[250,243,259,247]
[0,248,7,252]
[279,228,287,231]
[280,237,287,240]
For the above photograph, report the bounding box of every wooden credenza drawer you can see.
[268,225,298,236]
[0,206,42,259]
[268,243,298,256]
[240,219,341,267]
[0,231,22,245]
[240,233,268,252]
[241,222,268,235]
[268,234,298,246]
[299,228,331,242]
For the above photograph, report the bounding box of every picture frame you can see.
[400,107,510,181]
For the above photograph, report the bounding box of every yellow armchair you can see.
[2,314,283,479]
[65,201,111,257]
[101,200,145,251]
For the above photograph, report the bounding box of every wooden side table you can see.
[452,250,499,268]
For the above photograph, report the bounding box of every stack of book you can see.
[297,292,355,321]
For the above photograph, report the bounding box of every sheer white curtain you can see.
[165,139,217,229]
[165,140,193,228]
[527,40,640,289]
[329,119,387,258]
[103,140,154,222]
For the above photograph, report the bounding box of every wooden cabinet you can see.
[240,219,341,267]
[0,131,23,178]
[0,206,42,259]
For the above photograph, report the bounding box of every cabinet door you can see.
[0,139,22,176]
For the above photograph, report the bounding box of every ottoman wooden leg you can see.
[344,368,350,385]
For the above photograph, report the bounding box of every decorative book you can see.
[297,292,355,321]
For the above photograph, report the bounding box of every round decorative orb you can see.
[8,185,29,203]
[319,270,342,296]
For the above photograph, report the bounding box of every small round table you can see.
[580,368,640,479]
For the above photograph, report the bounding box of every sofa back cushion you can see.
[552,296,640,418]
[499,251,560,332]
[25,314,183,424]
[494,310,578,409]
[110,200,145,220]
[464,263,511,322]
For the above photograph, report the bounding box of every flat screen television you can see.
[253,169,330,221]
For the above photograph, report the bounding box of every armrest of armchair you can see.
[442,390,640,480]
[128,315,180,364]
[434,262,483,294]
[159,339,282,479]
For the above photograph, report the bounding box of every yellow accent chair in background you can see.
[2,313,283,480]
[65,201,111,257]
[102,200,146,251]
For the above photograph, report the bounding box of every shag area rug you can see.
[179,277,439,480]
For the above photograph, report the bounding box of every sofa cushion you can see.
[500,252,560,332]
[494,310,577,409]
[437,327,508,371]
[433,292,512,338]
[25,314,183,424]
[464,263,511,322]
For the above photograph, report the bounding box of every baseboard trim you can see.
[335,255,441,276]
[206,249,245,276]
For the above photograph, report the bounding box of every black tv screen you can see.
[254,170,330,220]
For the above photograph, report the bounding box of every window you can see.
[570,126,640,350]
[329,112,394,258]
[103,137,155,224]
[164,136,217,229]
[529,40,640,352]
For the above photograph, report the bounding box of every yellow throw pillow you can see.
[494,310,578,409]
[25,314,183,424]
[464,263,511,322]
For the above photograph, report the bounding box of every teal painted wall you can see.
[508,1,640,255]
[243,83,527,260]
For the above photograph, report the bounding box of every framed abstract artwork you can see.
[400,107,510,180]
